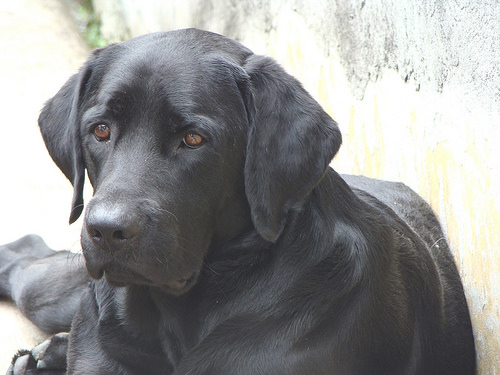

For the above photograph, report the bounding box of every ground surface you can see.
[0,0,90,368]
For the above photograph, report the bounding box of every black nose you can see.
[85,204,141,250]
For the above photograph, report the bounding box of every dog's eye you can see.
[93,124,111,141]
[183,132,204,148]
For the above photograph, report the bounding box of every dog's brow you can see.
[106,90,134,115]
[175,113,219,133]
[81,105,107,125]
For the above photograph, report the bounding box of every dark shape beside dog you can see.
[1,29,475,374]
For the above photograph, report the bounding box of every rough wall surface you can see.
[93,0,500,373]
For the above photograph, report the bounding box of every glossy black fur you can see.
[1,29,475,374]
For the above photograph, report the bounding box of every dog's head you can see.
[39,29,341,294]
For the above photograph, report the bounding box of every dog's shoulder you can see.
[342,174,445,248]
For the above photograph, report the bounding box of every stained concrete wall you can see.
[93,1,500,373]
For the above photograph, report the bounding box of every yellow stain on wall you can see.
[417,138,499,374]
[371,96,384,178]
[347,106,360,172]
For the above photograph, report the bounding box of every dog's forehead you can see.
[103,29,251,79]
[127,29,252,61]
[93,30,251,111]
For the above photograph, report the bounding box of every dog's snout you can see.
[85,204,141,250]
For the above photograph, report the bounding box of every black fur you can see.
[1,29,475,374]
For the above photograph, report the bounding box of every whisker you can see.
[64,245,85,272]
[203,261,220,276]
[154,247,169,267]
[155,207,179,222]
[174,236,221,276]
[430,237,446,249]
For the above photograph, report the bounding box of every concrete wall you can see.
[93,1,500,373]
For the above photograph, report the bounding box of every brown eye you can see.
[94,124,111,141]
[183,132,204,148]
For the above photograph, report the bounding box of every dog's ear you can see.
[38,51,101,224]
[242,55,342,242]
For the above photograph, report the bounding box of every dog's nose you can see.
[85,204,141,250]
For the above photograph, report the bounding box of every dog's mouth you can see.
[160,273,198,295]
[86,262,198,294]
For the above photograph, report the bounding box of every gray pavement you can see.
[0,0,90,368]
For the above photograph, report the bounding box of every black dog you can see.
[1,29,475,374]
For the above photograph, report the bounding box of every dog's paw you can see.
[7,333,68,375]
[7,349,40,375]
[7,350,35,375]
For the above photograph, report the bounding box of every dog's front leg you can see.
[7,332,68,375]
